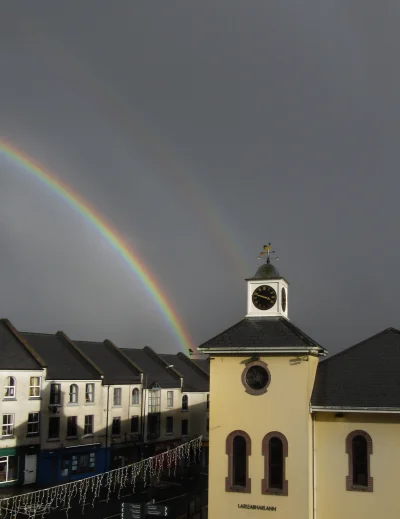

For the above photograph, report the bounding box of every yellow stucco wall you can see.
[315,412,400,519]
[208,354,319,519]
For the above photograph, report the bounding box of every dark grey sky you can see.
[1,1,400,355]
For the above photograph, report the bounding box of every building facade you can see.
[199,246,400,519]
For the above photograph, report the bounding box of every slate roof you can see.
[121,347,181,388]
[160,353,209,392]
[0,320,44,370]
[21,332,101,380]
[311,328,400,409]
[198,317,326,353]
[75,340,141,385]
[192,358,210,375]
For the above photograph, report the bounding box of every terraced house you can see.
[0,320,209,488]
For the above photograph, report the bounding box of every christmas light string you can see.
[0,436,202,519]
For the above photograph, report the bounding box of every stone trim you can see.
[261,432,288,496]
[226,430,252,493]
[346,430,373,492]
[241,360,271,396]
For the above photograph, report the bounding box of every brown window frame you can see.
[262,431,288,496]
[225,430,251,493]
[346,430,373,492]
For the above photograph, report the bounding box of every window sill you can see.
[165,432,174,436]
[181,409,189,413]
[113,405,122,408]
[49,404,62,407]
[1,436,15,440]
[130,404,140,407]
[67,403,79,406]
[82,434,94,438]
[47,438,60,442]
[348,485,373,493]
[28,396,41,400]
[84,402,95,405]
[112,435,121,438]
[26,433,39,438]
[2,398,16,402]
[226,485,251,494]
[262,488,287,496]
[66,436,78,440]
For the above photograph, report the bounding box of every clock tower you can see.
[246,244,289,319]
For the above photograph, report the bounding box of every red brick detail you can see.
[261,432,288,496]
[345,430,373,492]
[225,430,252,493]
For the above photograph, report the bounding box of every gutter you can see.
[312,412,316,519]
[198,347,326,356]
[310,406,400,414]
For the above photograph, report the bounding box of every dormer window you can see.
[4,377,16,398]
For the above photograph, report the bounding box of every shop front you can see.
[38,443,106,485]
[110,440,141,469]
[0,445,40,487]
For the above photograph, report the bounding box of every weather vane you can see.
[258,242,279,264]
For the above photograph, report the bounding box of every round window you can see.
[245,366,269,390]
[242,361,271,395]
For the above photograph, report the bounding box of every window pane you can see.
[131,416,139,433]
[166,417,173,433]
[181,419,188,436]
[8,456,18,481]
[352,436,368,486]
[48,417,60,438]
[233,436,247,487]
[269,437,283,489]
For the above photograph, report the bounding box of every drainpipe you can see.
[312,411,316,519]
[105,385,110,471]
[140,376,146,460]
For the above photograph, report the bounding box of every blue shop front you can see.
[38,444,106,485]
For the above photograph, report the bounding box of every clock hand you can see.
[256,294,273,301]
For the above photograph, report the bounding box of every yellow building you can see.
[198,246,400,519]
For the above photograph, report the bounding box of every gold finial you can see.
[258,242,279,264]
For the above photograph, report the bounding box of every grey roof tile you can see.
[21,332,100,380]
[312,328,400,408]
[198,317,325,352]
[121,348,181,388]
[160,353,209,392]
[192,358,210,375]
[0,320,44,370]
[75,340,141,385]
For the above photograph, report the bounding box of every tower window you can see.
[346,430,373,492]
[262,432,288,495]
[225,430,251,493]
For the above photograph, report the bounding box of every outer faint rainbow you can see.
[0,139,194,354]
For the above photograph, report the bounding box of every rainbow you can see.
[0,139,194,354]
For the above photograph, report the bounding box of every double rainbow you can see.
[0,139,194,354]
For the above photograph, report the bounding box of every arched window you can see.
[346,430,373,492]
[4,377,16,398]
[225,430,251,493]
[132,388,140,405]
[182,395,188,411]
[69,384,79,404]
[262,432,288,495]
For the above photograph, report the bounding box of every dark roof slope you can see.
[21,332,101,380]
[312,328,400,408]
[160,353,209,392]
[121,347,181,388]
[198,317,325,353]
[75,340,141,385]
[192,358,210,375]
[0,320,44,370]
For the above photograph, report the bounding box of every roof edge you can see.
[198,346,326,355]
[176,352,210,379]
[57,332,104,379]
[311,406,400,414]
[144,346,184,381]
[2,319,47,369]
[105,339,143,379]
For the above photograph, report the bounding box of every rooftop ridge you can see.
[104,339,143,377]
[320,327,400,365]
[2,319,47,369]
[57,332,104,379]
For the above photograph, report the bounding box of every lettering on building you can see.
[238,504,277,511]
